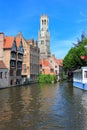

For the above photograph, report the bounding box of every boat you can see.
[73,67,87,90]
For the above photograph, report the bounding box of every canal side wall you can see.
[0,80,38,89]
[0,80,9,88]
[0,67,9,89]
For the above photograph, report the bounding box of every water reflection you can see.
[0,82,87,129]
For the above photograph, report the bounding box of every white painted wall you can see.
[0,68,9,88]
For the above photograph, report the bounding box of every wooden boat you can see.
[73,67,87,90]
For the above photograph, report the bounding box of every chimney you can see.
[0,32,4,60]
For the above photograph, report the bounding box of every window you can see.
[16,69,21,76]
[42,69,45,73]
[84,71,87,78]
[55,70,57,74]
[50,69,54,73]
[10,61,16,67]
[11,52,16,58]
[44,20,46,25]
[55,66,57,68]
[17,62,22,68]
[0,72,2,79]
[42,20,46,25]
[5,72,7,78]
[42,20,43,25]
[23,64,27,73]
[41,40,44,45]
[10,80,13,85]
[10,70,14,76]
[40,64,42,69]
[50,60,52,63]
[18,54,22,59]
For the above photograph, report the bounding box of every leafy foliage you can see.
[38,74,57,83]
[63,38,87,73]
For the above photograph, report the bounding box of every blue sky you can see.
[0,0,87,59]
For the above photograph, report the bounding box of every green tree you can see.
[63,38,87,73]
[38,74,57,83]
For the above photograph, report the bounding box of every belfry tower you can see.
[38,15,51,59]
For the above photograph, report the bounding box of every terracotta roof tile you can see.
[4,36,22,49]
[4,36,14,49]
[0,61,7,69]
[40,59,53,69]
[55,59,63,66]
[40,59,49,66]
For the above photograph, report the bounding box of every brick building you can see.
[40,56,63,81]
[0,33,24,86]
[17,32,39,83]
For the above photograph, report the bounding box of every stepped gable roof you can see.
[4,36,22,49]
[4,36,14,49]
[16,36,21,47]
[49,56,63,66]
[50,55,63,66]
[0,60,7,69]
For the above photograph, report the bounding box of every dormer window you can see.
[11,40,16,52]
[11,52,16,58]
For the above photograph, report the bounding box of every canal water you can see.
[0,82,87,130]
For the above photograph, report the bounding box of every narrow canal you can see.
[0,81,87,130]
